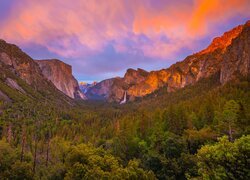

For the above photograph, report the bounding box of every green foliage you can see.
[214,100,241,141]
[184,127,217,154]
[163,105,188,135]
[143,132,189,179]
[0,140,33,180]
[197,135,250,179]
[0,140,17,174]
[64,143,155,179]
[0,76,249,179]
[7,161,33,180]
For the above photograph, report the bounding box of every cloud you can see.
[132,0,250,56]
[0,0,131,56]
[0,0,249,80]
[188,0,250,36]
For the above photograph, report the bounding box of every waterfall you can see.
[120,91,127,104]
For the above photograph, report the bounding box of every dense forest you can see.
[0,75,249,179]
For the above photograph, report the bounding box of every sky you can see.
[0,0,249,82]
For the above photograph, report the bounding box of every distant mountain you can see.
[79,81,97,94]
[86,20,250,102]
[85,78,120,101]
[0,39,84,104]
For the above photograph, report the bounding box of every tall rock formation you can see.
[36,59,86,99]
[87,20,249,102]
[0,39,75,105]
[220,21,250,84]
[0,39,85,102]
[0,39,59,96]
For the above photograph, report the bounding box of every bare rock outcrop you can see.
[220,21,250,84]
[36,59,86,99]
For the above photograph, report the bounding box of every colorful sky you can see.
[0,0,249,82]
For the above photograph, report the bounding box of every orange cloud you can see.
[0,0,249,60]
[130,0,250,59]
[188,0,250,36]
[133,2,191,37]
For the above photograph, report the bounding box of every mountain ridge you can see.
[0,21,249,103]
[0,39,84,103]
[86,20,250,102]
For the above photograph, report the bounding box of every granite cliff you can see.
[0,39,74,105]
[0,39,85,101]
[36,59,86,99]
[220,21,250,84]
[86,21,250,102]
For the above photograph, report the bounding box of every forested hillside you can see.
[0,73,249,179]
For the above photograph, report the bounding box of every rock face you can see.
[86,78,119,101]
[124,68,149,85]
[36,59,86,99]
[220,21,250,84]
[0,39,60,97]
[5,78,25,94]
[0,39,85,101]
[87,21,249,102]
[0,39,50,88]
[0,39,77,105]
[86,69,149,102]
[0,90,11,102]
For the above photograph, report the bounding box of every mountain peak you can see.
[199,24,243,55]
[245,20,250,26]
[37,59,73,75]
[124,67,149,86]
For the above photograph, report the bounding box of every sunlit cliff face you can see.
[85,20,250,102]
[199,25,244,55]
[0,0,249,81]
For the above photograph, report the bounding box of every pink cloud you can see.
[0,0,249,60]
[1,0,131,57]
